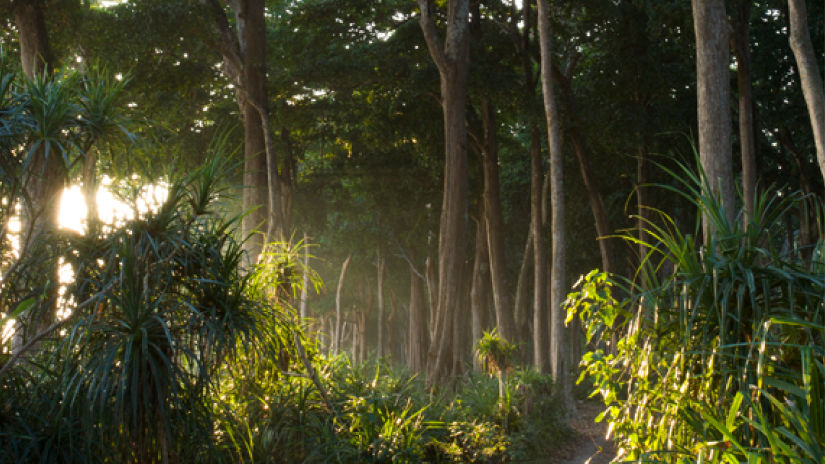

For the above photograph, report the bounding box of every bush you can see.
[567,162,825,462]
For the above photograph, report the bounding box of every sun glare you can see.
[1,179,169,349]
[58,177,169,234]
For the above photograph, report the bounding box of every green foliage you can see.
[216,355,571,464]
[475,329,518,376]
[567,163,825,462]
[0,151,299,463]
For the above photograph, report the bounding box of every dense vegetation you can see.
[1,0,824,462]
[568,165,825,462]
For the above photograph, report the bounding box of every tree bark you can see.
[731,0,757,224]
[637,145,650,263]
[452,269,472,375]
[334,254,352,354]
[513,228,532,356]
[692,0,735,235]
[529,127,549,372]
[470,214,491,370]
[408,263,429,372]
[376,249,385,359]
[358,279,372,363]
[417,0,471,386]
[537,0,570,402]
[788,0,825,182]
[203,0,288,261]
[13,0,62,354]
[236,0,271,257]
[481,100,518,344]
[13,1,52,78]
[568,128,612,274]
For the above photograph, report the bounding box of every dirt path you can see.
[543,400,616,464]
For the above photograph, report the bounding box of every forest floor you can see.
[543,399,616,464]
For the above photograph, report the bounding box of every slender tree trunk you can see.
[387,291,398,362]
[788,0,825,182]
[481,100,518,344]
[13,0,62,354]
[350,322,357,362]
[418,0,471,386]
[732,0,757,224]
[334,254,352,354]
[376,249,385,359]
[513,228,532,359]
[637,145,650,263]
[537,0,570,402]
[408,264,429,372]
[358,280,372,363]
[470,214,491,370]
[530,128,549,372]
[568,129,612,273]
[692,0,735,235]
[777,128,818,253]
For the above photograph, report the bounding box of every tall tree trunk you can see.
[425,255,438,341]
[537,0,570,402]
[692,0,735,235]
[376,249,385,359]
[637,145,650,263]
[13,0,62,354]
[237,0,271,258]
[470,214,491,370]
[334,254,352,354]
[13,1,52,78]
[513,228,532,359]
[452,269,472,375]
[481,100,518,344]
[788,0,825,181]
[408,264,429,372]
[203,0,288,261]
[417,0,471,386]
[776,127,818,252]
[732,0,757,224]
[387,291,398,362]
[358,279,372,363]
[568,128,612,274]
[551,64,613,274]
[529,128,549,372]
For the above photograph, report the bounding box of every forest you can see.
[0,0,823,462]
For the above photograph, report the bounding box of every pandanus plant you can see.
[475,329,517,402]
[567,160,825,462]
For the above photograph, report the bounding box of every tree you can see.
[731,0,757,223]
[417,0,472,385]
[788,0,825,182]
[202,0,286,260]
[692,0,735,234]
[536,0,568,396]
[480,100,518,345]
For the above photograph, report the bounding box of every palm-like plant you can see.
[568,160,825,462]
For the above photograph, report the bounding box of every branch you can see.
[202,0,243,83]
[395,249,425,281]
[417,0,448,75]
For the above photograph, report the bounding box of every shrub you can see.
[567,162,825,462]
